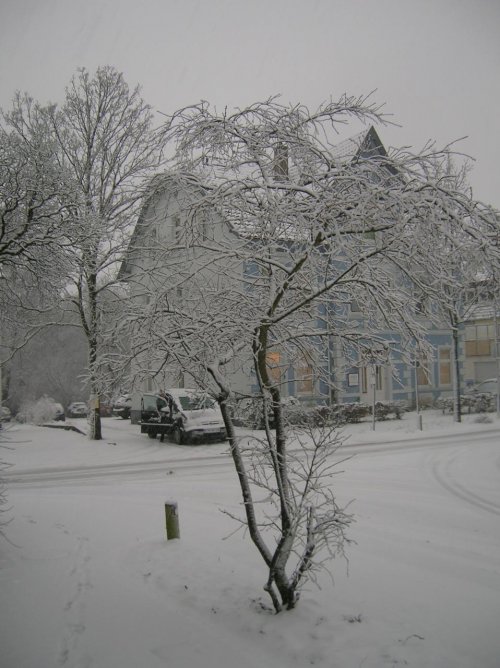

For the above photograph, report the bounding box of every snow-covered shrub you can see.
[437,394,496,415]
[17,397,64,425]
[332,403,371,424]
[373,401,407,420]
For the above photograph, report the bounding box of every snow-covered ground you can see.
[1,410,499,668]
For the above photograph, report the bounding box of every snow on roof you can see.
[119,126,387,266]
[465,303,500,321]
[155,127,379,190]
[166,388,206,398]
[329,129,370,163]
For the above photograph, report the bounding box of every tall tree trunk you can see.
[87,270,102,440]
[253,326,299,610]
[451,314,462,423]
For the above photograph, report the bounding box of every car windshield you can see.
[178,395,215,411]
[143,395,166,411]
[478,381,496,393]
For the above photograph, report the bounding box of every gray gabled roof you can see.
[118,125,390,277]
[330,125,387,164]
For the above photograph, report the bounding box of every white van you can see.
[140,389,227,444]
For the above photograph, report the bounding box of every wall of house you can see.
[125,180,257,400]
[333,328,459,408]
[463,317,499,386]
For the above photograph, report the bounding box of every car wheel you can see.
[172,425,185,445]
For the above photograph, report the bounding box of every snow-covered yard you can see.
[1,411,499,668]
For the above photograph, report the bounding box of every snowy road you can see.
[2,453,233,486]
[4,422,499,487]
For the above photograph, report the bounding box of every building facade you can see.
[120,129,463,409]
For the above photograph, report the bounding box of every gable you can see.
[330,125,387,164]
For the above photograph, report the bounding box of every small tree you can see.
[128,97,496,611]
[6,67,165,438]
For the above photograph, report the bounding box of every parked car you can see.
[67,402,88,418]
[463,378,498,413]
[140,389,226,444]
[469,378,498,396]
[99,401,113,417]
[112,394,132,419]
[0,406,12,422]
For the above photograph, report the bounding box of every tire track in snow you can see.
[5,427,500,487]
[431,452,500,517]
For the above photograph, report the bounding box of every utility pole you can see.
[495,299,500,418]
[414,360,423,430]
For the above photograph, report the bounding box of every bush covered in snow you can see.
[436,394,497,415]
[17,397,65,425]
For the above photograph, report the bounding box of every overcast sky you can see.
[1,0,499,207]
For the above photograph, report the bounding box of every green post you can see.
[165,502,180,540]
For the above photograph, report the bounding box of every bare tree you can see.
[7,67,165,438]
[125,97,497,611]
[4,317,89,414]
[402,157,500,421]
[0,97,75,412]
[0,102,70,272]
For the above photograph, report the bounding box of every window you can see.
[416,357,431,386]
[465,324,494,357]
[415,294,427,315]
[465,340,491,356]
[361,367,367,393]
[145,226,158,258]
[266,351,283,387]
[295,354,314,394]
[173,215,181,242]
[438,347,451,385]
[360,365,382,393]
[177,394,215,411]
[200,215,213,240]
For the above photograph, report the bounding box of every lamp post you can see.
[371,365,376,431]
[414,360,423,430]
[494,301,500,418]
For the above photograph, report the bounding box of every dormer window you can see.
[173,215,181,242]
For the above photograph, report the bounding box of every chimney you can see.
[273,142,289,179]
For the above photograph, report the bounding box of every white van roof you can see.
[166,388,207,399]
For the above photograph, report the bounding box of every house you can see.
[120,127,461,411]
[463,302,500,387]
